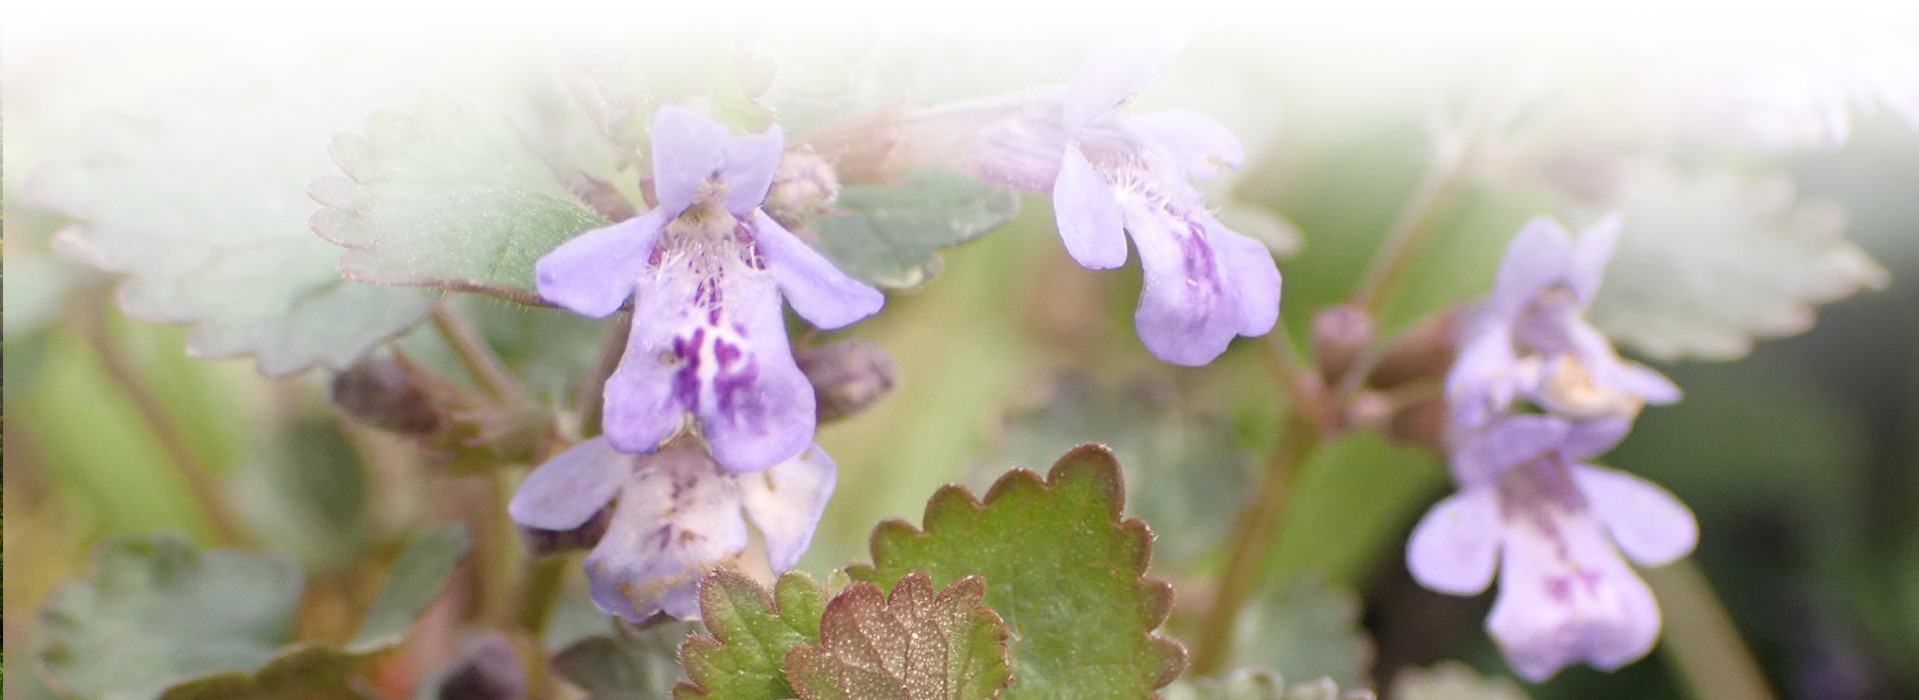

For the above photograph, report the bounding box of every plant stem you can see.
[514,555,569,639]
[1645,559,1777,700]
[573,311,632,440]
[73,291,252,547]
[1350,73,1506,317]
[431,302,528,406]
[1190,411,1322,675]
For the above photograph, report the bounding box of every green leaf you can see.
[807,169,1020,289]
[1584,160,1889,361]
[676,570,829,700]
[350,525,472,652]
[847,445,1186,699]
[1266,432,1446,589]
[552,620,697,700]
[1229,579,1374,691]
[994,373,1255,566]
[311,92,610,305]
[1164,670,1374,700]
[36,536,303,700]
[1389,662,1528,700]
[155,645,379,700]
[22,86,437,376]
[785,572,1012,700]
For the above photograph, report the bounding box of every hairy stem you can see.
[73,291,253,547]
[1350,72,1507,317]
[1645,559,1778,700]
[431,302,528,406]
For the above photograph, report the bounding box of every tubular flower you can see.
[509,437,836,621]
[1408,418,1697,681]
[1447,215,1679,430]
[963,33,1281,366]
[535,106,884,472]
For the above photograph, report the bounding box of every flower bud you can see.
[1367,308,1461,390]
[436,633,528,700]
[761,148,841,230]
[1386,398,1449,454]
[1312,304,1375,387]
[794,338,898,423]
[331,356,442,436]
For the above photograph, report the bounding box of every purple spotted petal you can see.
[584,444,749,621]
[650,106,731,214]
[1053,146,1129,270]
[1130,200,1240,366]
[1119,109,1244,179]
[1450,415,1570,488]
[695,267,815,473]
[508,437,628,531]
[1567,214,1622,306]
[1210,223,1281,337]
[534,209,670,318]
[1062,31,1188,133]
[1572,464,1698,566]
[750,215,884,330]
[1487,506,1661,681]
[738,444,837,572]
[722,125,785,218]
[601,268,690,457]
[1406,487,1501,594]
[1491,217,1575,318]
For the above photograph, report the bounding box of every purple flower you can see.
[1447,216,1679,430]
[964,34,1281,366]
[536,107,884,473]
[508,437,836,621]
[1407,419,1697,681]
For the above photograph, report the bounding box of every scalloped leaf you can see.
[806,169,1020,289]
[1584,160,1889,360]
[676,570,829,700]
[36,536,303,700]
[22,86,437,376]
[847,445,1186,698]
[1164,670,1374,700]
[1230,579,1374,691]
[311,92,609,305]
[785,572,1012,700]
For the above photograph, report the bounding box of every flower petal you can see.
[739,444,837,572]
[650,106,731,215]
[1491,217,1575,318]
[1119,109,1244,178]
[507,437,628,531]
[1573,464,1698,566]
[1210,223,1281,337]
[694,266,816,473]
[1131,198,1240,366]
[584,444,748,621]
[1487,506,1662,681]
[601,268,693,457]
[1446,313,1520,428]
[750,215,884,330]
[1450,415,1569,488]
[534,209,669,318]
[1406,487,1501,595]
[1561,417,1633,459]
[1063,31,1188,133]
[1052,146,1128,270]
[722,125,785,218]
[1568,214,1622,306]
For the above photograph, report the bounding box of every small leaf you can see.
[1230,578,1374,691]
[1164,670,1375,700]
[23,87,437,376]
[36,536,303,700]
[807,169,1020,289]
[311,92,610,304]
[1389,662,1529,700]
[552,620,697,700]
[847,445,1186,698]
[675,570,829,700]
[350,525,472,652]
[1584,160,1889,360]
[785,572,1012,700]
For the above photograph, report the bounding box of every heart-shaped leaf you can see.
[676,570,829,700]
[785,572,1012,700]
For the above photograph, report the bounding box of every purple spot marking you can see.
[671,328,706,411]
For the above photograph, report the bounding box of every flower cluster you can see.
[519,106,881,619]
[1409,216,1697,680]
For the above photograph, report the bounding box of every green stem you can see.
[514,555,569,639]
[431,302,528,406]
[73,291,253,547]
[1350,73,1506,317]
[1645,559,1777,700]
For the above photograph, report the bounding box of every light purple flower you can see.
[1447,215,1679,430]
[536,106,884,473]
[1407,423,1697,681]
[509,437,836,621]
[964,34,1281,366]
